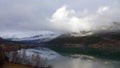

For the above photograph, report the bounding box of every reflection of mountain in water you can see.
[5,47,63,67]
[53,54,120,68]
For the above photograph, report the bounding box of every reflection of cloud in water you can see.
[52,55,120,68]
[71,59,93,68]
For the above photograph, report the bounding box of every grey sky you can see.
[0,0,120,34]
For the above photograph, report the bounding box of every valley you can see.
[0,31,120,68]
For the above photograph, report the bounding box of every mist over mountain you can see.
[49,5,120,33]
[0,0,120,36]
[1,1,120,68]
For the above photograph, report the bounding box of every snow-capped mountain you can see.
[0,31,60,44]
[9,33,59,42]
[0,30,94,44]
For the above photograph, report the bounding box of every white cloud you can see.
[50,6,90,33]
[50,4,120,33]
[97,6,109,14]
[0,0,119,35]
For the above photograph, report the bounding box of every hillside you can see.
[46,32,120,60]
[47,32,120,46]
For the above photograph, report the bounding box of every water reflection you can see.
[52,55,120,68]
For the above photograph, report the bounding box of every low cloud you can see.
[0,0,120,36]
[49,4,120,33]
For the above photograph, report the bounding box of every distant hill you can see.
[0,31,60,45]
[46,32,120,60]
[47,31,120,49]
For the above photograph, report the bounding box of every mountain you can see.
[1,31,60,44]
[47,31,120,49]
[46,32,120,60]
[8,34,59,44]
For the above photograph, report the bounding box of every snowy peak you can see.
[1,31,60,43]
[11,33,59,41]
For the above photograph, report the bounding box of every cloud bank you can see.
[50,4,120,33]
[0,0,120,36]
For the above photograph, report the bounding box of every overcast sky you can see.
[0,0,120,35]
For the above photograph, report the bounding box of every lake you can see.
[51,54,120,68]
[6,47,120,68]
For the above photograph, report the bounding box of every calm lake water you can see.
[11,47,119,68]
[51,54,120,68]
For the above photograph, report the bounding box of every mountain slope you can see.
[1,31,60,44]
[47,31,120,50]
